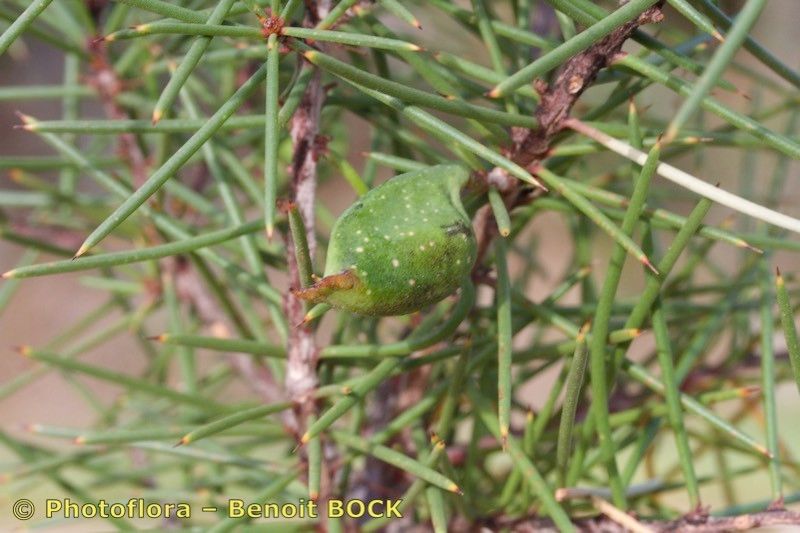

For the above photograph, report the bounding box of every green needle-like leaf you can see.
[494,237,512,444]
[587,143,660,506]
[151,0,237,124]
[556,323,589,487]
[4,0,799,524]
[487,187,512,237]
[696,0,800,89]
[468,389,576,532]
[4,220,263,279]
[264,32,280,237]
[180,402,292,445]
[664,0,766,142]
[331,431,460,493]
[776,269,800,396]
[488,0,660,98]
[301,47,537,128]
[156,333,285,359]
[283,27,421,51]
[73,62,268,257]
[379,0,421,29]
[0,0,55,56]
[652,296,700,507]
[759,260,782,499]
[23,348,234,412]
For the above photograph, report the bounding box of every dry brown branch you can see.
[511,6,665,168]
[472,3,665,267]
[169,256,283,404]
[82,42,281,406]
[499,508,800,532]
[283,31,325,415]
[281,0,334,509]
[87,39,149,189]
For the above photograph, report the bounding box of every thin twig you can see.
[282,0,332,507]
[511,5,665,168]
[499,508,800,532]
[565,117,800,235]
[473,3,665,261]
[87,39,149,188]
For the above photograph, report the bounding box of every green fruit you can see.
[295,164,476,316]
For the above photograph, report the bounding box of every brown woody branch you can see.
[282,0,334,508]
[499,508,800,532]
[283,59,324,412]
[87,39,149,189]
[510,5,665,168]
[472,3,665,272]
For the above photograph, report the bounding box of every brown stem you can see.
[281,0,334,510]
[83,40,287,404]
[473,3,665,277]
[169,257,283,403]
[283,65,324,407]
[494,509,800,532]
[292,270,358,304]
[511,5,665,168]
[87,39,149,189]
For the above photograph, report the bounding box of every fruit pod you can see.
[294,164,476,316]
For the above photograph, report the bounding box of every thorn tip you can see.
[641,256,658,275]
[73,243,89,260]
